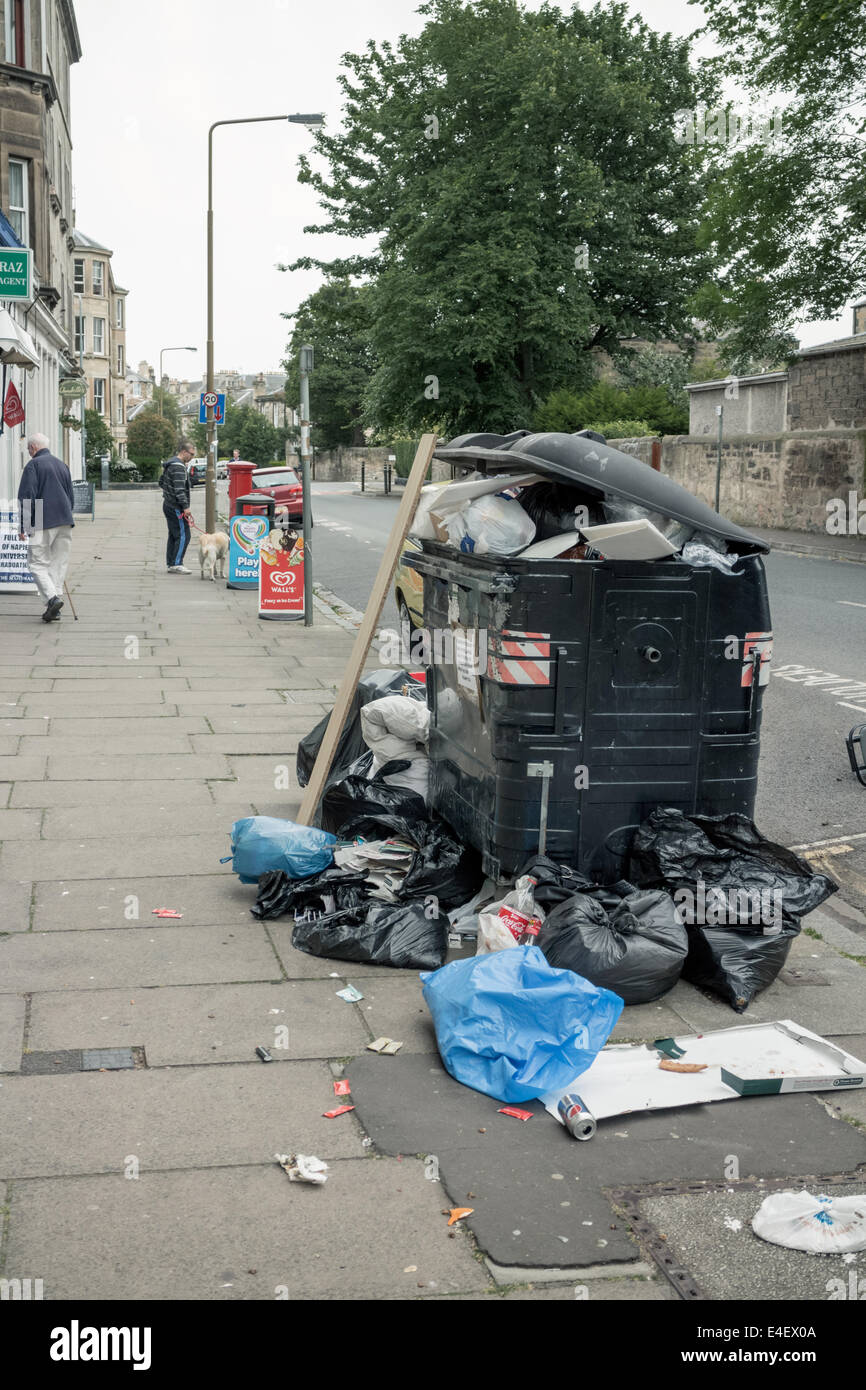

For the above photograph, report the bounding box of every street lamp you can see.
[158,345,196,418]
[205,111,325,533]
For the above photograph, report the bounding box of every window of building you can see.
[73,259,85,293]
[94,379,106,415]
[93,318,105,355]
[116,298,124,330]
[5,0,26,67]
[117,396,124,424]
[92,261,104,296]
[116,344,124,375]
[8,158,29,245]
[74,315,85,355]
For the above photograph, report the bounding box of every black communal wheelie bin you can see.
[404,431,772,884]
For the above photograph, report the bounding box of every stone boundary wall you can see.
[610,431,866,533]
[289,445,452,483]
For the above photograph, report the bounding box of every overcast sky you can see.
[70,0,853,388]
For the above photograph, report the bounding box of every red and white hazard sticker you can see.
[487,630,551,685]
[741,631,773,687]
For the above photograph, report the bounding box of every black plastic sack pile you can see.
[628,809,838,1012]
[535,881,688,1005]
[296,669,426,823]
[249,766,482,969]
[292,900,449,971]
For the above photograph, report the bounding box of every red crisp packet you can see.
[498,1106,534,1121]
[152,909,183,919]
[323,1105,355,1118]
[333,1079,351,1096]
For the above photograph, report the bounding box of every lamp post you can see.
[205,111,324,533]
[158,345,196,418]
[299,343,314,626]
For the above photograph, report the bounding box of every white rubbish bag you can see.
[460,494,536,556]
[360,695,430,801]
[751,1190,866,1254]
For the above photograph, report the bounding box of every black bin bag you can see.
[627,809,837,927]
[537,888,688,1005]
[292,900,449,970]
[627,808,838,1011]
[680,921,799,1014]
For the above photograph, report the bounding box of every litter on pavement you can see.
[276,1154,329,1185]
[539,1021,866,1129]
[322,1105,355,1119]
[335,985,364,1003]
[751,1191,866,1253]
[367,1037,404,1054]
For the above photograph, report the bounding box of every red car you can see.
[246,466,305,524]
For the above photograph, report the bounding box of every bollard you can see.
[361,461,365,492]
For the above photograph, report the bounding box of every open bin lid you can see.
[434,430,769,554]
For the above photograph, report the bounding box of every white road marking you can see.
[789,830,866,851]
[839,701,866,715]
[838,601,866,608]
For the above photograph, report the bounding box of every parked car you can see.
[187,458,207,487]
[245,465,304,524]
[394,536,425,631]
[216,459,229,480]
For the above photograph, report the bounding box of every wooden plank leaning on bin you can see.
[296,433,437,827]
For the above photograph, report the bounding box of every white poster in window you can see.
[0,505,37,591]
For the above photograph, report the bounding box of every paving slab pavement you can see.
[2,489,865,1304]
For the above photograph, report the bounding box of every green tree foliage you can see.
[283,280,375,449]
[290,0,715,437]
[190,405,284,465]
[693,0,866,363]
[534,379,688,434]
[149,388,181,428]
[584,419,654,438]
[83,409,114,467]
[126,409,177,473]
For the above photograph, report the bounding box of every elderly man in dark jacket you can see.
[17,432,75,622]
[160,439,195,573]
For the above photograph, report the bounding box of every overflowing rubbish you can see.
[540,1021,866,1127]
[367,1037,404,1054]
[628,809,837,1011]
[277,1153,329,1185]
[498,1106,534,1121]
[296,668,426,800]
[255,1046,273,1063]
[476,875,545,954]
[226,817,336,884]
[336,985,364,1003]
[536,884,688,1005]
[581,519,678,560]
[322,1105,355,1119]
[360,696,430,800]
[294,899,449,971]
[421,944,623,1104]
[751,1191,866,1254]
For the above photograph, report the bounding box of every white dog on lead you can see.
[198,531,228,581]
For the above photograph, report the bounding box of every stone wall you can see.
[610,431,866,533]
[787,344,866,430]
[290,444,453,483]
[687,374,787,437]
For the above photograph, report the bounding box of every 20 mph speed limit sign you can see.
[199,391,226,423]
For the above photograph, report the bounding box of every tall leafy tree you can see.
[290,0,715,436]
[283,279,374,449]
[692,0,866,363]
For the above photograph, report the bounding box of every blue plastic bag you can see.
[226,817,336,884]
[421,945,623,1103]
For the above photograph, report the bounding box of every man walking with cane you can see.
[161,439,195,574]
[17,432,75,622]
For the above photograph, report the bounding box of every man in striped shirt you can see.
[160,439,195,573]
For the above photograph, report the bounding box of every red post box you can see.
[227,460,257,513]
